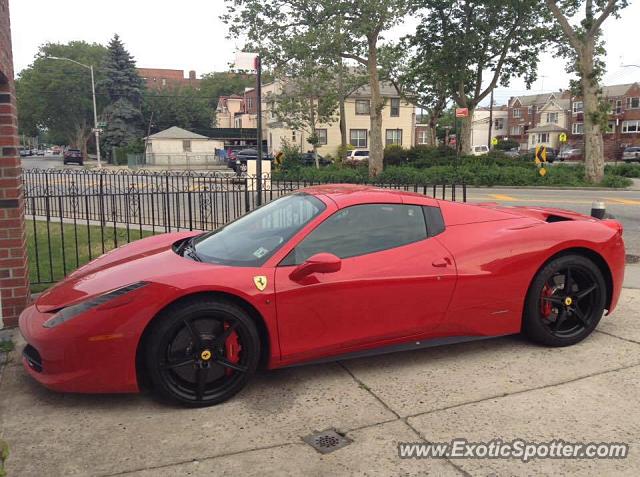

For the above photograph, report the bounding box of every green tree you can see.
[142,87,215,135]
[199,72,256,112]
[407,0,549,154]
[222,0,411,177]
[98,35,144,154]
[545,0,629,183]
[16,41,108,154]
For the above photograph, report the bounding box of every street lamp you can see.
[46,56,102,168]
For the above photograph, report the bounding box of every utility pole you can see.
[255,55,263,207]
[487,89,494,148]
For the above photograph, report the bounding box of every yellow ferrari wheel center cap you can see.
[200,350,212,361]
[564,297,573,306]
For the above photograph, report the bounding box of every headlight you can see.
[42,282,149,328]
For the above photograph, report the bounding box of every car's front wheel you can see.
[145,298,261,407]
[523,255,606,347]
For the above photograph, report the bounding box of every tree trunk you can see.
[581,43,604,183]
[367,40,384,177]
[337,64,348,156]
[459,110,473,155]
[309,97,319,169]
[428,115,438,146]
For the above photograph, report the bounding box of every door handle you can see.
[432,258,450,268]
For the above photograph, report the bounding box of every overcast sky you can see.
[9,0,640,106]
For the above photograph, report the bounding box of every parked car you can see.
[502,148,521,158]
[300,152,332,167]
[63,149,84,165]
[471,145,489,156]
[36,149,45,156]
[622,146,640,163]
[346,150,369,162]
[557,148,583,161]
[226,148,272,174]
[19,148,30,157]
[18,185,625,406]
[527,147,557,163]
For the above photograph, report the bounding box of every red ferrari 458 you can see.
[19,185,625,406]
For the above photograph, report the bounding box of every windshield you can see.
[193,193,326,266]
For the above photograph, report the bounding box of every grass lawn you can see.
[26,220,155,292]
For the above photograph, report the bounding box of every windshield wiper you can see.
[178,237,202,262]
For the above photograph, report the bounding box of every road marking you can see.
[605,198,640,205]
[489,194,518,201]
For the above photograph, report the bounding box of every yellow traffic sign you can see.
[491,137,498,146]
[535,145,547,163]
[539,167,547,176]
[559,133,568,143]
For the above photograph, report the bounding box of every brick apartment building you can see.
[505,83,640,160]
[0,0,30,327]
[137,68,201,90]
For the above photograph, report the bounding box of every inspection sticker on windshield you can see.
[253,247,268,258]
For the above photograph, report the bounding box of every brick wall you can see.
[0,0,30,327]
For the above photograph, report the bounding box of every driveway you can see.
[1,286,639,476]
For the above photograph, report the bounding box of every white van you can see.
[472,145,489,156]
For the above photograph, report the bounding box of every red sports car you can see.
[19,185,625,407]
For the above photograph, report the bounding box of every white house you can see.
[470,106,509,147]
[145,127,224,167]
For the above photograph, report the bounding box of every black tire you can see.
[523,254,606,347]
[145,297,261,407]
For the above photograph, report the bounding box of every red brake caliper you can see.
[541,284,553,319]
[224,323,241,376]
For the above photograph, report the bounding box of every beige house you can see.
[145,126,223,167]
[526,97,570,150]
[470,106,509,147]
[265,81,415,156]
[218,79,416,157]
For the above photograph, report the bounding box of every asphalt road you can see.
[466,186,640,257]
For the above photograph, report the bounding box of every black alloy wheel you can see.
[523,255,606,347]
[146,298,260,407]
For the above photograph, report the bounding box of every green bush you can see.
[278,141,305,172]
[605,163,640,178]
[383,144,409,167]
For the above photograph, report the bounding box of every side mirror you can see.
[289,253,342,281]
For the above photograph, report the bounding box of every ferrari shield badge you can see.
[253,275,268,291]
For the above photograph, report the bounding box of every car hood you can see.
[35,231,203,313]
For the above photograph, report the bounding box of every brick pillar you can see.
[0,0,30,327]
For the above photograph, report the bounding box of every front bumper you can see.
[18,304,141,394]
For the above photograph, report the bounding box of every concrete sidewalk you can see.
[1,289,639,476]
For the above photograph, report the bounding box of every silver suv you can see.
[622,146,640,163]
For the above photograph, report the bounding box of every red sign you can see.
[455,108,469,118]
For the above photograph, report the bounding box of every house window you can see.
[182,140,192,152]
[513,109,521,118]
[572,101,583,113]
[390,98,400,117]
[627,97,640,109]
[527,106,534,115]
[350,129,368,148]
[537,133,549,143]
[316,128,328,146]
[572,122,584,135]
[546,112,559,124]
[292,131,297,141]
[161,78,167,87]
[417,129,429,144]
[605,121,616,134]
[385,129,402,146]
[355,100,370,115]
[247,97,253,111]
[615,99,623,114]
[510,125,522,135]
[622,120,640,133]
[494,118,504,130]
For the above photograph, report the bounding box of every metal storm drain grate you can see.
[303,429,353,454]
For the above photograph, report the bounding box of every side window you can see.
[282,204,427,265]
[423,206,445,236]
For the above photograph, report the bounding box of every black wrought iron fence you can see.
[22,169,466,287]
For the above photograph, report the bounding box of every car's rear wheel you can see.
[523,255,606,347]
[145,298,260,407]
